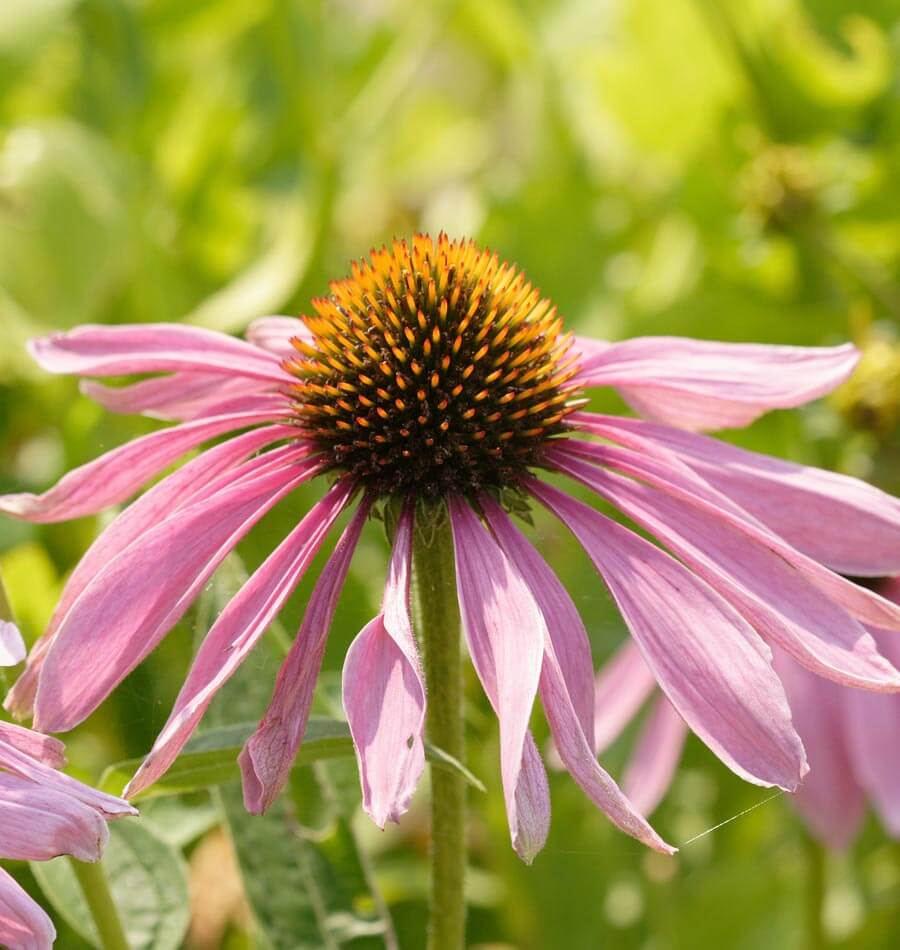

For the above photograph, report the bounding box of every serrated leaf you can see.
[30,820,190,950]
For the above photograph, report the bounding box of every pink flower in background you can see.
[590,578,900,850]
[3,234,900,862]
[0,624,136,950]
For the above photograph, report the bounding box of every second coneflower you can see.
[3,233,900,878]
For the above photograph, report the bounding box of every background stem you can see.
[412,504,466,950]
[803,832,827,950]
[68,857,130,950]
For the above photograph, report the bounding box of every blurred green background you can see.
[1,0,899,947]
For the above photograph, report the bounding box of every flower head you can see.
[287,234,580,496]
[4,234,900,862]
[0,623,136,950]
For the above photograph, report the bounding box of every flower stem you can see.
[68,857,130,950]
[802,832,827,950]
[412,503,466,950]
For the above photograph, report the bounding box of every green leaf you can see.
[99,716,483,800]
[216,781,394,949]
[30,820,190,950]
[138,797,221,849]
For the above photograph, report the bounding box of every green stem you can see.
[802,832,827,950]
[411,504,466,950]
[68,857,130,950]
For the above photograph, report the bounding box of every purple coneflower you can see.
[3,234,900,866]
[594,576,900,850]
[0,624,135,950]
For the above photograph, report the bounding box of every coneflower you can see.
[3,234,900,946]
[0,622,135,950]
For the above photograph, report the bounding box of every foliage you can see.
[0,0,899,946]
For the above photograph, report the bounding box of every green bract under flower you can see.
[284,234,583,497]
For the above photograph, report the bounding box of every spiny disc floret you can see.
[285,234,581,497]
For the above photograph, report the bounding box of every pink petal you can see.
[528,477,807,792]
[482,498,675,854]
[448,498,549,862]
[842,626,900,837]
[343,508,426,827]
[0,723,66,768]
[4,426,299,719]
[480,494,594,744]
[0,738,136,820]
[246,316,313,357]
[0,867,56,950]
[125,479,354,798]
[34,453,317,733]
[621,697,688,817]
[29,323,289,383]
[772,651,865,850]
[0,408,286,523]
[0,621,26,666]
[593,640,657,756]
[554,439,900,632]
[558,448,900,691]
[514,734,552,863]
[0,772,108,862]
[572,336,859,431]
[578,413,900,577]
[240,502,370,813]
[80,373,271,422]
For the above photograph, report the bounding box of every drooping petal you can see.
[343,507,426,827]
[240,502,370,813]
[594,640,656,755]
[0,867,56,950]
[514,734,552,864]
[0,773,109,862]
[772,651,865,850]
[80,373,269,422]
[34,454,317,733]
[0,723,65,768]
[5,426,300,720]
[448,497,549,862]
[553,440,900,632]
[29,323,289,383]
[482,496,675,854]
[246,316,313,357]
[0,621,26,666]
[576,413,900,577]
[572,337,859,431]
[842,626,900,838]
[480,494,594,743]
[0,408,286,523]
[528,478,807,792]
[0,739,137,820]
[557,449,900,691]
[124,480,354,798]
[593,640,658,756]
[621,697,688,818]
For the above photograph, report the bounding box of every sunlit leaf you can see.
[100,717,483,800]
[30,820,190,950]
